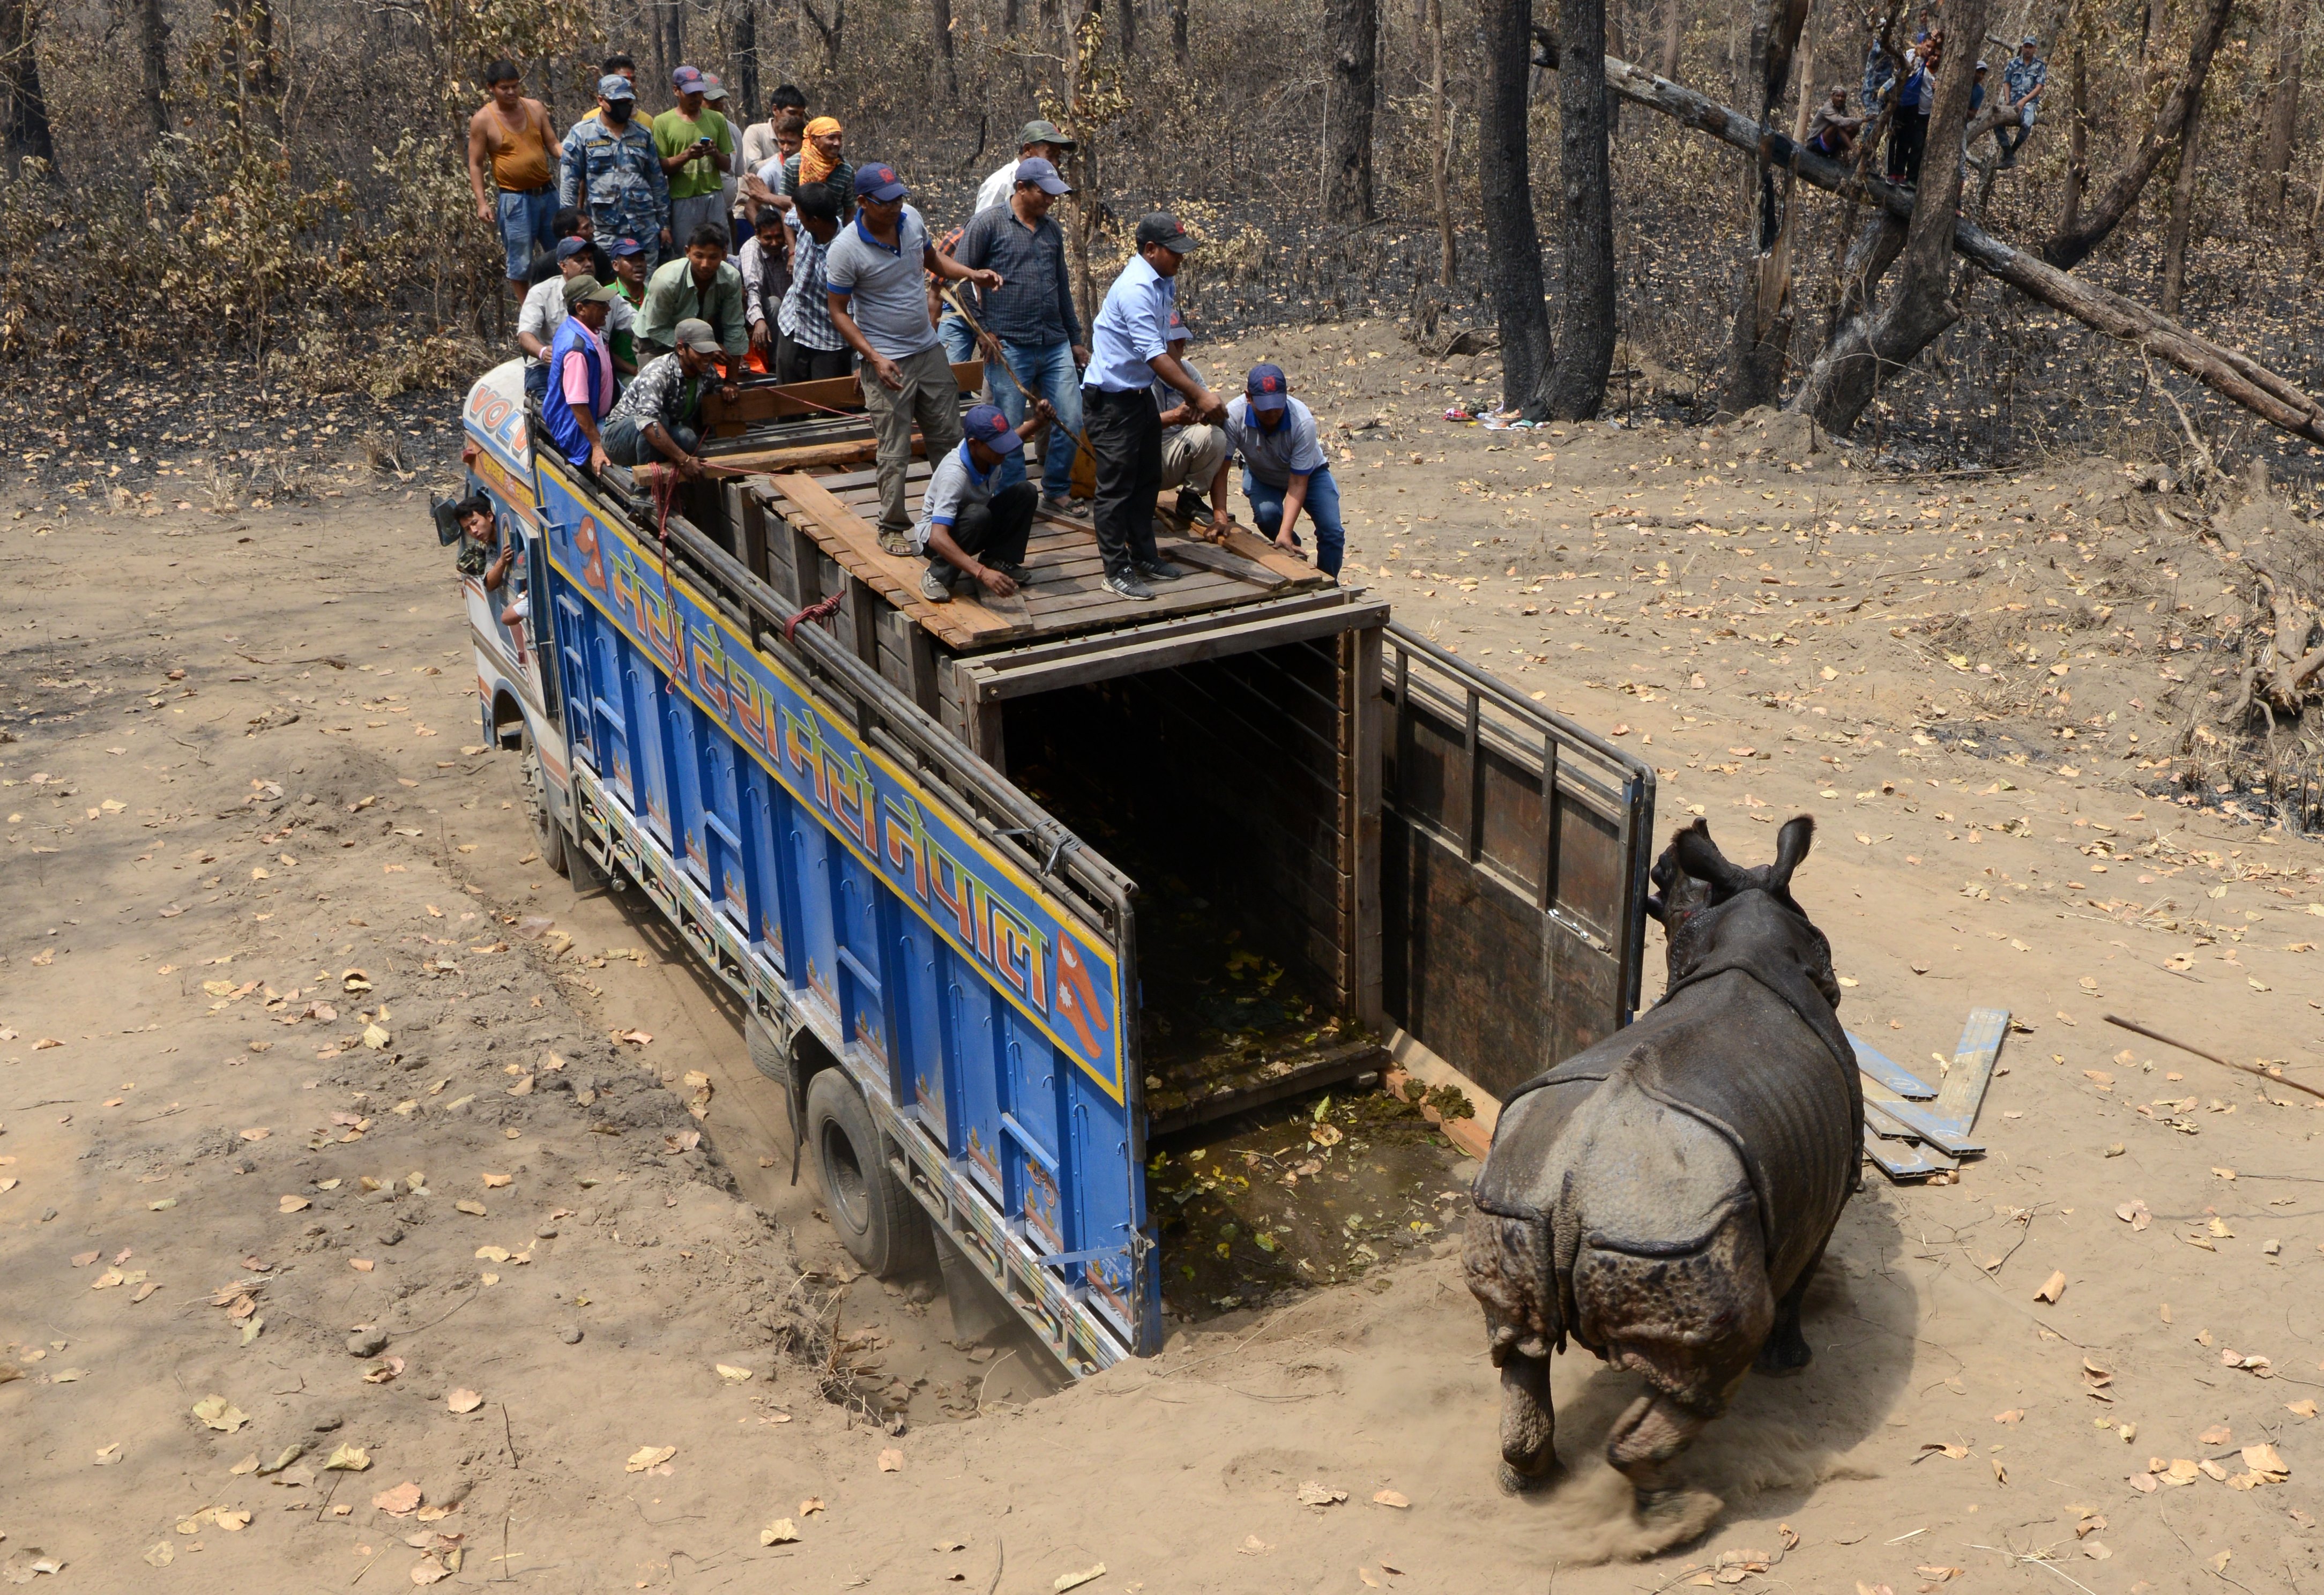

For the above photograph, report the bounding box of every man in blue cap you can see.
[825,160,1003,551]
[914,401,1053,603]
[954,156,1087,519]
[1081,212,1226,600]
[561,74,672,270]
[1223,363,1343,577]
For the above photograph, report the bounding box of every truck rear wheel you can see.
[518,726,568,878]
[805,1070,932,1279]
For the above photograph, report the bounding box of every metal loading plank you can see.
[1849,1031,1938,1099]
[1931,1007,2010,1138]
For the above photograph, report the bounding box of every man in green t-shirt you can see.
[654,66,734,263]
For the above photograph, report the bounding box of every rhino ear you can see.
[1770,815,1815,892]
[1672,820,1751,898]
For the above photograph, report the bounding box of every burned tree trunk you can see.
[2161,90,2203,316]
[1719,0,1811,412]
[1658,0,1682,77]
[0,0,55,174]
[1548,0,1616,416]
[1429,0,1457,284]
[1788,0,1988,433]
[1484,0,1555,415]
[2058,38,2087,237]
[2041,0,2233,270]
[2258,0,2304,218]
[728,0,761,122]
[931,0,959,95]
[135,0,172,140]
[1325,0,1379,222]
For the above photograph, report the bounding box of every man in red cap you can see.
[914,401,1053,603]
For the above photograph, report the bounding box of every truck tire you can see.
[517,725,569,878]
[805,1070,932,1279]
[745,1015,794,1091]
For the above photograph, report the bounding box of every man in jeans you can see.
[604,319,736,474]
[915,403,1051,605]
[955,157,1087,519]
[824,161,1001,552]
[1081,213,1225,600]
[1223,363,1344,577]
[467,60,560,302]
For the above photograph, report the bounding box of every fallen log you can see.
[1585,53,2324,450]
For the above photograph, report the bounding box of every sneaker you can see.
[1104,570,1156,601]
[989,560,1036,586]
[1136,559,1187,582]
[1174,489,1211,521]
[919,565,956,603]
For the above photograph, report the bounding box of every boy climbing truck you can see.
[444,356,1655,1374]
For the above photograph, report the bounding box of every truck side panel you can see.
[530,460,1151,1368]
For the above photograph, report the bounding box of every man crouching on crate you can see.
[916,400,1052,604]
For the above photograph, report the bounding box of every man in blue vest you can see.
[541,277,621,475]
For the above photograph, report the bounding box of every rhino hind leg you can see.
[1753,1241,1824,1375]
[1605,1389,1713,1512]
[1497,1353,1567,1495]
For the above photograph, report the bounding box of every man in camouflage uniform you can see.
[560,74,672,270]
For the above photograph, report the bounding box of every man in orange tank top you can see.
[467,60,560,300]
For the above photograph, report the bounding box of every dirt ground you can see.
[4,333,2321,1593]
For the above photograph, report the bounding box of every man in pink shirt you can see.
[542,275,621,474]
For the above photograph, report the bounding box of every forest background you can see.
[2,0,2321,489]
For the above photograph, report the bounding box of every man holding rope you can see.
[954,156,1086,520]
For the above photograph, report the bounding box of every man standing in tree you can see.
[1081,213,1225,600]
[467,61,561,302]
[1996,36,2046,166]
[656,66,734,258]
[561,74,672,269]
[824,161,1001,551]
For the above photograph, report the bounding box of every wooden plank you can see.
[1157,536,1290,588]
[703,361,984,428]
[1208,524,1323,582]
[1148,1041,1387,1136]
[771,472,1027,643]
[971,600,1391,700]
[1351,622,1384,1027]
[712,436,881,471]
[959,591,1362,679]
[1849,1032,1938,1100]
[1931,1007,2009,1137]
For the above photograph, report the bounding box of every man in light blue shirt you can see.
[1223,363,1343,577]
[1081,212,1226,600]
[824,160,1001,550]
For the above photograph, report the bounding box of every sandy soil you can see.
[4,340,2321,1593]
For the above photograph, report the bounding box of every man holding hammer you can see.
[954,156,1086,520]
[1081,213,1225,600]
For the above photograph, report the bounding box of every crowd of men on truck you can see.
[461,56,1347,608]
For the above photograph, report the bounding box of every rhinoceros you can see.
[1462,816,1860,1517]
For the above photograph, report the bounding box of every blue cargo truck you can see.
[451,360,1655,1375]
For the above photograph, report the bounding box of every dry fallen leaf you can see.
[1297,1480,1349,1505]
[1920,1442,1970,1460]
[716,1364,754,1382]
[2034,1271,2068,1303]
[878,1448,903,1472]
[323,1443,371,1471]
[624,1446,677,1473]
[2115,1199,2151,1232]
[2243,1442,2290,1480]
[2199,1423,2233,1446]
[1993,1408,2026,1425]
[278,1195,309,1213]
[2287,1400,2320,1419]
[481,1173,511,1189]
[454,1199,487,1217]
[1372,1489,1410,1509]
[191,1395,249,1433]
[1052,1566,1105,1593]
[372,1482,423,1517]
[800,1497,825,1516]
[759,1519,799,1545]
[446,1390,483,1414]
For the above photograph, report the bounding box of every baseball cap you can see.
[1165,305,1188,345]
[553,236,592,262]
[1245,363,1289,412]
[1134,212,1196,253]
[672,318,722,354]
[1975,58,1988,69]
[598,73,636,101]
[672,65,708,94]
[854,162,908,203]
[606,236,645,258]
[963,403,1024,455]
[1018,118,1077,151]
[561,274,621,307]
[2022,33,2039,44]
[700,72,727,101]
[1014,155,1071,195]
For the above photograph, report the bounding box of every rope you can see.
[783,588,845,644]
[650,464,683,697]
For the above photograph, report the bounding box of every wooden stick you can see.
[2103,1013,2324,1101]
[938,284,1098,459]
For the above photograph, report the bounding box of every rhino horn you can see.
[1671,820,1754,900]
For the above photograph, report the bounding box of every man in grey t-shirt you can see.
[825,160,1001,549]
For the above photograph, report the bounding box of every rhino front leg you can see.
[1498,1352,1566,1495]
[1605,1389,1711,1515]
